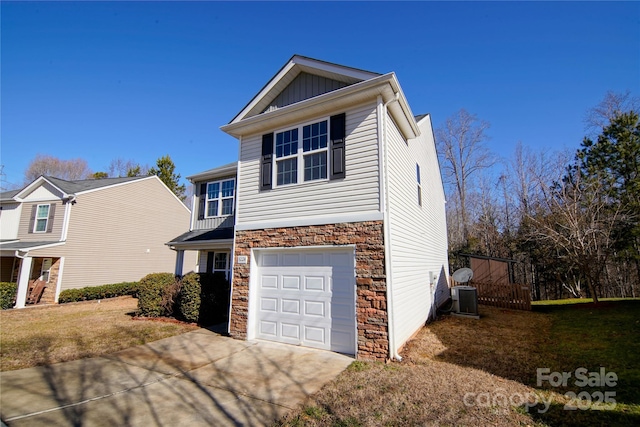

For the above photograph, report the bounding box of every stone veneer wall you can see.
[231,221,389,360]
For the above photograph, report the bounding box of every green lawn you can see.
[530,299,640,426]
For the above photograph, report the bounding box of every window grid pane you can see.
[37,205,49,219]
[35,219,47,232]
[207,200,219,217]
[276,129,298,158]
[303,121,328,152]
[304,152,327,181]
[221,199,233,216]
[214,253,227,270]
[221,180,234,197]
[277,158,298,185]
[207,182,220,199]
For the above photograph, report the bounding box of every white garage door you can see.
[255,248,356,354]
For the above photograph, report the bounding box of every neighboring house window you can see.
[261,113,345,190]
[416,164,422,207]
[40,258,52,282]
[205,179,235,217]
[34,204,50,232]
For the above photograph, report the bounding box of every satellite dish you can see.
[452,268,474,284]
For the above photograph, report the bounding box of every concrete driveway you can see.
[0,329,353,426]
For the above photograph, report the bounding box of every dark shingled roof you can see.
[0,189,21,201]
[167,228,234,245]
[0,240,62,251]
[45,176,147,194]
[414,114,429,122]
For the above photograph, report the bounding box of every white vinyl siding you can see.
[237,102,380,226]
[0,202,21,240]
[385,114,449,351]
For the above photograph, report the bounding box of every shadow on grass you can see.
[422,300,640,427]
[0,327,350,426]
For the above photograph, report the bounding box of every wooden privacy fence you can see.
[472,281,531,311]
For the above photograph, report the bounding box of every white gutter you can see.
[381,91,402,361]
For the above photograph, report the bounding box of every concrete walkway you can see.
[0,329,353,426]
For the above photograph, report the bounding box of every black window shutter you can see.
[261,133,274,190]
[46,204,56,233]
[330,113,346,180]
[28,205,37,234]
[198,183,207,220]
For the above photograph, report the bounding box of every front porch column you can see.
[174,250,185,277]
[15,256,33,309]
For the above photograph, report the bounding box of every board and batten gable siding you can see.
[236,102,381,227]
[264,72,350,113]
[28,177,197,290]
[385,113,449,352]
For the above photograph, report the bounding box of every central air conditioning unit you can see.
[451,285,479,318]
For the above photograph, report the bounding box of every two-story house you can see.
[172,55,450,361]
[0,175,196,308]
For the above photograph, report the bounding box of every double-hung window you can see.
[34,204,50,232]
[206,179,235,217]
[260,113,345,190]
[275,119,328,186]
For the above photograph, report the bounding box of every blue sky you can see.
[2,1,639,189]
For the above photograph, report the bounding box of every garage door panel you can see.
[261,275,278,289]
[304,276,326,291]
[260,297,278,312]
[256,250,356,354]
[281,299,301,314]
[304,300,325,317]
[304,325,325,344]
[281,323,301,340]
[282,276,301,290]
[260,321,278,337]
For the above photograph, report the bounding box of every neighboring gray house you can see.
[172,55,450,361]
[0,175,196,308]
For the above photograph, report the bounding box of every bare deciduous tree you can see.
[523,170,628,304]
[584,90,640,135]
[24,155,93,183]
[108,158,149,178]
[436,109,495,245]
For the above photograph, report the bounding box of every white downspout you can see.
[381,92,402,361]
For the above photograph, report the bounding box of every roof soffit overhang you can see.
[221,73,419,140]
[186,163,238,183]
[229,55,381,124]
[166,239,234,251]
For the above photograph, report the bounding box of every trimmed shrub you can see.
[58,281,139,303]
[137,273,177,317]
[136,272,230,325]
[176,272,201,323]
[0,282,18,310]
